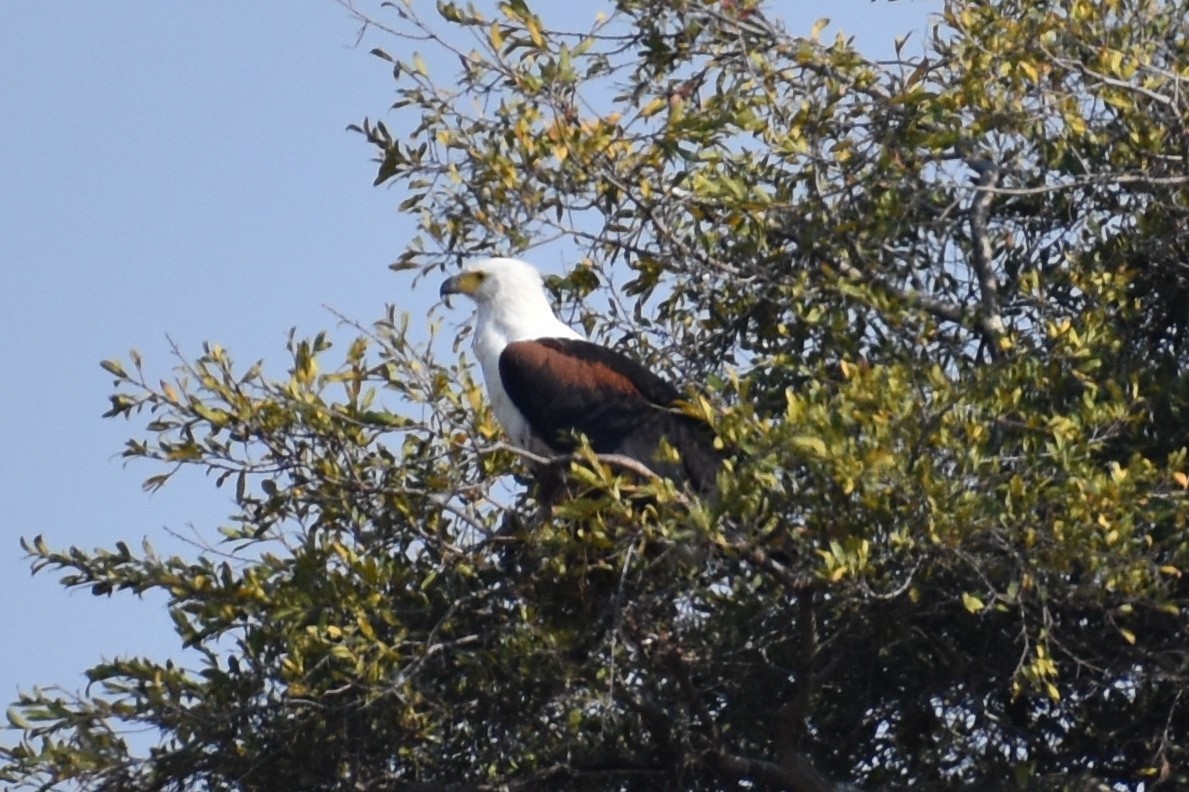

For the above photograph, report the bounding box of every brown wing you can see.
[498,338,720,491]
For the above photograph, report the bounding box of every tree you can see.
[5,0,1188,789]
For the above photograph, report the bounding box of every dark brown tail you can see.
[613,410,722,496]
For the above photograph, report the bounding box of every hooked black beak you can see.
[441,271,484,307]
[439,275,464,300]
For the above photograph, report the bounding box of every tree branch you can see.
[664,629,838,792]
[730,539,816,593]
[484,441,693,506]
[967,159,1006,357]
[709,747,836,792]
[834,260,969,328]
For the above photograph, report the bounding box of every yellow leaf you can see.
[1109,462,1127,483]
[1174,471,1188,488]
[526,16,544,48]
[1158,565,1182,578]
[1105,48,1123,75]
[165,444,202,462]
[810,17,830,41]
[490,23,504,52]
[640,97,666,118]
[1118,627,1136,644]
[961,592,985,614]
[1045,682,1061,702]
[790,435,827,457]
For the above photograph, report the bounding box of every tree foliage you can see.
[5,0,1189,789]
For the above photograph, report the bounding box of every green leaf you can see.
[6,707,32,729]
[100,359,126,379]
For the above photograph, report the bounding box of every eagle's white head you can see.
[439,257,542,303]
[439,257,583,348]
[440,257,584,451]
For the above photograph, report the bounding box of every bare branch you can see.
[710,747,837,792]
[967,159,1006,357]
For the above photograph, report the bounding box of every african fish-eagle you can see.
[440,257,720,493]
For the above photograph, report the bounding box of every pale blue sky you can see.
[1,1,937,718]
